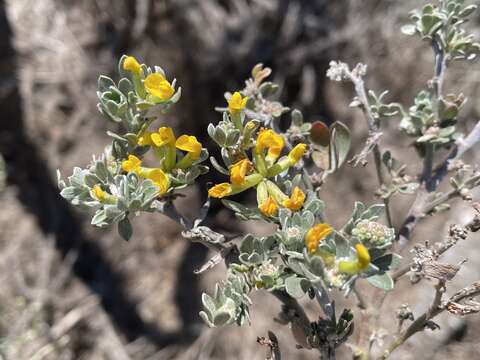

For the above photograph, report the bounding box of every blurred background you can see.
[0,0,480,359]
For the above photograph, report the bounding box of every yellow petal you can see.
[93,184,108,201]
[355,244,371,271]
[230,159,253,185]
[123,56,142,76]
[208,183,232,198]
[282,186,305,211]
[176,135,202,160]
[259,196,278,217]
[122,155,142,173]
[144,168,170,195]
[305,223,333,253]
[288,143,307,165]
[151,127,176,147]
[144,73,174,101]
[255,128,285,161]
[228,91,248,114]
[338,244,371,274]
[138,132,154,146]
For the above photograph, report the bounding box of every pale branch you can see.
[393,216,477,282]
[431,120,480,186]
[348,71,393,229]
[377,280,446,360]
[397,36,449,249]
[445,281,480,316]
[378,279,480,360]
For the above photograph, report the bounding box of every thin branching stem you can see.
[376,280,445,360]
[396,36,448,249]
[350,74,394,229]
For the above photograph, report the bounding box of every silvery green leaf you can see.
[207,123,216,139]
[209,156,229,175]
[361,204,385,221]
[308,256,325,277]
[366,273,394,291]
[335,232,350,258]
[60,186,79,201]
[287,257,306,275]
[118,217,133,241]
[84,174,99,188]
[226,129,240,146]
[118,78,133,96]
[329,121,351,171]
[169,87,182,103]
[91,210,108,226]
[285,276,309,299]
[342,201,365,234]
[214,127,227,146]
[98,75,115,92]
[291,109,304,127]
[278,208,291,229]
[459,5,477,17]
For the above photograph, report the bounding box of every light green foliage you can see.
[58,1,480,357]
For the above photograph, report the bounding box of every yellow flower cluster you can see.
[208,127,308,217]
[122,55,175,102]
[122,127,203,195]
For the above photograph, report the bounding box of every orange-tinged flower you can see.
[282,186,305,211]
[151,127,176,147]
[255,129,285,162]
[144,73,175,101]
[122,155,142,173]
[288,143,307,165]
[230,159,253,185]
[305,223,333,253]
[228,91,248,114]
[208,183,233,198]
[123,56,142,76]
[259,196,279,217]
[176,135,202,160]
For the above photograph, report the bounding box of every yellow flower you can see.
[122,155,142,173]
[208,183,233,198]
[283,186,305,211]
[151,127,176,147]
[138,132,154,146]
[228,92,248,114]
[288,143,307,165]
[305,223,333,253]
[355,244,371,270]
[93,184,108,201]
[123,56,143,76]
[338,244,371,274]
[230,159,253,185]
[176,135,202,160]
[144,168,170,195]
[255,129,285,162]
[259,196,279,217]
[144,73,175,101]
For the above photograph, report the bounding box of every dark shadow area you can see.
[0,0,184,349]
